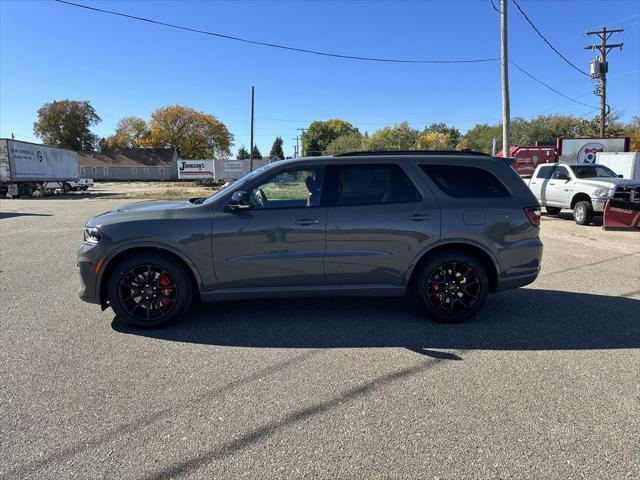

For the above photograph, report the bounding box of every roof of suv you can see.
[334,150,490,157]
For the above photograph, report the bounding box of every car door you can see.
[212,165,326,288]
[547,165,573,206]
[323,163,440,286]
[529,165,555,205]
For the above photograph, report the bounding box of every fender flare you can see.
[403,238,501,287]
[96,241,204,298]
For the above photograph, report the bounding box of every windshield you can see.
[202,162,278,205]
[570,165,618,179]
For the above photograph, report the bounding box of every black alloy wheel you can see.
[415,252,489,323]
[108,253,192,327]
[426,262,480,314]
[118,265,178,322]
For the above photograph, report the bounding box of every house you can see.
[78,148,178,180]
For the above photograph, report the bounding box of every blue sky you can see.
[1,0,638,157]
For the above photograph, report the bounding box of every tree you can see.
[623,115,640,151]
[365,122,419,151]
[415,132,451,150]
[33,100,101,150]
[268,136,285,160]
[422,122,461,148]
[236,146,250,160]
[251,145,263,159]
[324,132,365,155]
[100,116,149,151]
[459,123,502,154]
[303,119,359,156]
[146,105,233,159]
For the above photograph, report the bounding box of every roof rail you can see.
[333,149,491,157]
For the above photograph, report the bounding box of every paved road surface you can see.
[1,198,639,479]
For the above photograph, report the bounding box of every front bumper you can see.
[77,242,101,304]
[591,197,609,213]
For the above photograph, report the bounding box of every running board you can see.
[200,284,406,302]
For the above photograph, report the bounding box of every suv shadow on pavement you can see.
[112,288,640,356]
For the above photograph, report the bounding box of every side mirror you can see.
[618,174,623,178]
[228,191,251,211]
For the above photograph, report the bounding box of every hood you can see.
[577,178,639,190]
[113,200,195,213]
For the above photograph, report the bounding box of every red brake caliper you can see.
[429,283,442,303]
[158,274,173,308]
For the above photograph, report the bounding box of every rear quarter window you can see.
[419,165,510,198]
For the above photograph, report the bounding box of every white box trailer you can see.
[0,139,80,197]
[178,158,269,182]
[556,137,629,164]
[177,159,214,180]
[595,151,640,180]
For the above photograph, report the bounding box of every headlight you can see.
[84,226,101,243]
[593,188,614,197]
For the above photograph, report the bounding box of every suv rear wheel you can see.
[573,201,593,225]
[107,253,193,328]
[414,252,489,323]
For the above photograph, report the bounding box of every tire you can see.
[63,183,71,194]
[573,201,593,225]
[107,253,193,328]
[18,184,33,198]
[414,252,489,323]
[545,207,561,215]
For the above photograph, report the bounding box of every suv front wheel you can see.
[107,253,193,328]
[414,252,489,323]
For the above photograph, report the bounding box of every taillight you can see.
[524,206,541,226]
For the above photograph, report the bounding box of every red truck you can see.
[496,145,557,177]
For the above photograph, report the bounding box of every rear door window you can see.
[325,164,421,206]
[419,165,509,198]
[536,166,555,179]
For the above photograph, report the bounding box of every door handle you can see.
[549,182,556,185]
[295,218,320,226]
[408,214,432,221]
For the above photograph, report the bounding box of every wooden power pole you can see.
[249,86,255,171]
[501,0,511,156]
[585,27,623,138]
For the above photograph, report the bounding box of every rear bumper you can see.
[495,239,543,292]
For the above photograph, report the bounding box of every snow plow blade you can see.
[603,198,640,231]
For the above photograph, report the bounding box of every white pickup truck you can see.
[528,163,640,225]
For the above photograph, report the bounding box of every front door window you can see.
[250,167,324,209]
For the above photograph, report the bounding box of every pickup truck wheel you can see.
[107,253,193,328]
[414,252,489,323]
[545,207,561,215]
[573,201,593,225]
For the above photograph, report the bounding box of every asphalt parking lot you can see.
[1,194,639,479]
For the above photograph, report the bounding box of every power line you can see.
[509,60,597,108]
[55,0,499,64]
[511,0,589,76]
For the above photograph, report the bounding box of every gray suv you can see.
[78,151,543,327]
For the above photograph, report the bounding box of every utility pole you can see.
[297,128,306,156]
[585,27,623,138]
[292,136,299,157]
[249,86,255,171]
[500,0,511,156]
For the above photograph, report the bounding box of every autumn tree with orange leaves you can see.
[145,105,233,159]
